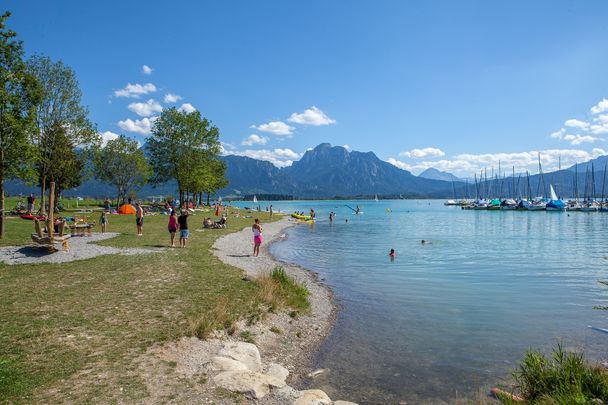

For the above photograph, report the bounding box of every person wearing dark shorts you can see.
[178,210,189,248]
[135,202,144,236]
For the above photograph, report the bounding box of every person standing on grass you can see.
[135,202,144,236]
[252,218,263,257]
[168,210,178,247]
[178,210,189,248]
[99,211,108,233]
[27,193,35,213]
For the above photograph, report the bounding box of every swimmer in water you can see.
[389,248,395,258]
[421,239,431,245]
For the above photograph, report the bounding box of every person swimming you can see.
[421,239,432,245]
[389,248,395,257]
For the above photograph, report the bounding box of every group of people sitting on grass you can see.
[203,215,227,229]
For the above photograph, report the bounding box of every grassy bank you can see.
[0,209,296,404]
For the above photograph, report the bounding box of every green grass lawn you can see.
[0,208,281,404]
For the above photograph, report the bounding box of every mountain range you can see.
[6,143,608,200]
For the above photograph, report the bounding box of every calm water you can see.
[237,200,608,403]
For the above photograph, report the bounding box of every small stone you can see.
[214,370,285,399]
[334,401,359,405]
[211,356,248,371]
[293,389,331,405]
[267,363,289,382]
[218,342,262,372]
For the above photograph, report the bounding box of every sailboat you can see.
[374,194,379,202]
[253,195,258,203]
[546,184,566,211]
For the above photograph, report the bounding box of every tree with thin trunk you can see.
[44,122,84,205]
[94,135,151,206]
[147,108,222,207]
[26,55,97,211]
[0,12,42,238]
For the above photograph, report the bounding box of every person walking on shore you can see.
[99,211,108,233]
[178,210,189,248]
[135,202,144,236]
[252,218,263,257]
[168,210,178,247]
[269,205,273,218]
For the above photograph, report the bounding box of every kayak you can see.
[291,213,312,221]
[296,219,315,224]
[20,214,46,221]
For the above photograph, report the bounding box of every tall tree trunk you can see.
[206,193,210,206]
[199,192,203,206]
[40,175,46,215]
[179,190,184,208]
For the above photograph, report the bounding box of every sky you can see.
[6,0,608,177]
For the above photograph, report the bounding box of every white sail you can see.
[253,195,258,203]
[374,194,379,201]
[549,184,558,201]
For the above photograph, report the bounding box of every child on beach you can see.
[168,210,178,247]
[100,211,108,233]
[252,218,263,257]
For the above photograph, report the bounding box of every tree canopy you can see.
[0,11,41,237]
[94,135,151,205]
[26,54,98,208]
[147,107,224,205]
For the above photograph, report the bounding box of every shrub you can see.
[509,344,608,404]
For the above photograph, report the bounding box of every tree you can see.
[0,11,41,238]
[44,122,84,204]
[26,55,97,210]
[147,108,223,206]
[95,135,151,206]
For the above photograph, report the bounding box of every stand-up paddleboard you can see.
[588,325,608,334]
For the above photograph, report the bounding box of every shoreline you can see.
[212,215,339,390]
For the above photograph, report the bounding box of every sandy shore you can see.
[212,216,338,387]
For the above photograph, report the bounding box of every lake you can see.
[235,199,608,403]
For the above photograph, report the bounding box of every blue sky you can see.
[6,1,608,176]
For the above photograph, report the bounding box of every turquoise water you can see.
[237,200,608,403]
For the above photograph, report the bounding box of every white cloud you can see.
[164,93,182,103]
[550,128,566,139]
[142,65,153,75]
[563,134,603,145]
[564,119,589,130]
[100,131,119,146]
[343,144,350,150]
[128,98,163,117]
[117,117,157,135]
[399,147,445,158]
[178,103,196,113]
[288,106,336,126]
[252,121,294,136]
[387,158,412,171]
[114,83,157,98]
[229,148,302,167]
[241,134,269,146]
[388,148,608,177]
[591,98,608,114]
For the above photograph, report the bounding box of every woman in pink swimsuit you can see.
[252,218,263,257]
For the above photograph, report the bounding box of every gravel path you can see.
[0,232,162,265]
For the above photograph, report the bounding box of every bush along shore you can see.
[0,209,351,404]
[493,344,608,404]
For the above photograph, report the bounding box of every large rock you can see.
[293,389,332,405]
[218,342,262,372]
[214,370,285,399]
[267,363,289,382]
[211,356,248,372]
